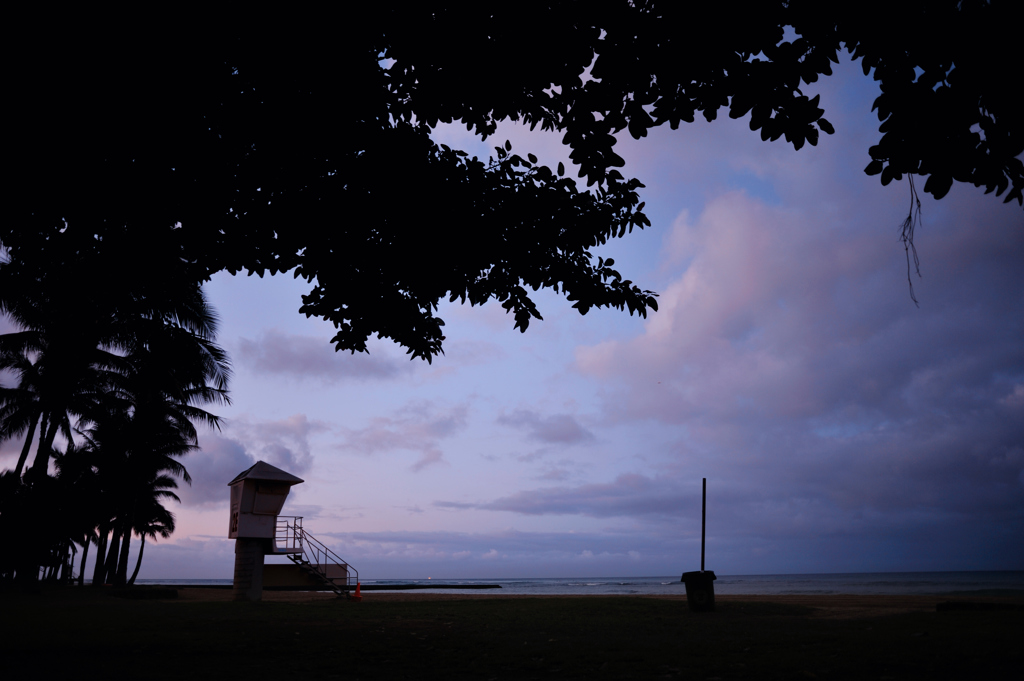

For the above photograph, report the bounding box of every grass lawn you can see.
[2,588,1021,679]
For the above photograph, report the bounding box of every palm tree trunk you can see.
[25,411,48,477]
[91,528,108,585]
[45,540,61,581]
[29,412,59,478]
[58,542,75,583]
[53,541,64,581]
[67,542,76,584]
[78,538,90,586]
[103,525,121,585]
[127,536,146,586]
[115,527,133,586]
[13,413,39,477]
[115,496,138,586]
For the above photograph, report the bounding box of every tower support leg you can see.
[233,538,266,601]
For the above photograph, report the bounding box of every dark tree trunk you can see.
[91,528,108,586]
[66,542,76,583]
[78,539,90,587]
[115,528,133,587]
[13,414,39,478]
[127,537,146,586]
[103,525,121,585]
[58,542,75,583]
[53,543,63,581]
[115,498,137,586]
[49,542,63,580]
[28,412,55,479]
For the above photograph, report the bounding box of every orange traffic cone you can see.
[351,582,362,601]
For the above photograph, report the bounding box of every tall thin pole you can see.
[701,477,706,572]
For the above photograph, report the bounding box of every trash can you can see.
[681,570,717,612]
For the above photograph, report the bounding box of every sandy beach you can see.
[174,587,1024,622]
[176,586,1018,615]
[4,586,1021,679]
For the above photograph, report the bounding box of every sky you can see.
[2,55,1022,580]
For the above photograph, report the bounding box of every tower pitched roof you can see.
[228,461,305,486]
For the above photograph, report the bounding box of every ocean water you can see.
[137,571,1024,596]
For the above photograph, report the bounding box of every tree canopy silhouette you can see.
[6,2,1020,360]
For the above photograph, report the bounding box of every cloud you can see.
[179,434,255,506]
[238,328,411,382]
[318,528,673,567]
[227,414,325,476]
[1001,384,1024,409]
[437,473,688,518]
[497,409,595,445]
[303,527,739,578]
[337,401,468,471]
[577,190,911,421]
[443,340,506,366]
[552,168,1023,571]
[536,467,572,481]
[431,444,1024,567]
[180,414,324,506]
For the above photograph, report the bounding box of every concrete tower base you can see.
[233,538,267,601]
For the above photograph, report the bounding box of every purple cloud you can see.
[436,474,687,518]
[497,409,595,445]
[179,434,256,506]
[226,414,325,476]
[566,147,1024,572]
[443,340,506,366]
[238,328,411,382]
[315,528,674,577]
[338,401,468,472]
[181,415,324,506]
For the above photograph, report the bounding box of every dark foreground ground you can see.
[2,588,1021,680]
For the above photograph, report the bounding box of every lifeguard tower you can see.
[228,461,358,601]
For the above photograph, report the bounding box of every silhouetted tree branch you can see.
[5,2,1020,361]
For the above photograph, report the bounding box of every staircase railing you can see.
[275,516,304,553]
[275,516,358,591]
[298,528,358,590]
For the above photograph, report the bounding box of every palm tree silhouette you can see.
[0,347,42,477]
[0,302,124,480]
[105,281,229,585]
[1,246,230,584]
[125,475,179,586]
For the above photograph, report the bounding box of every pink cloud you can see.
[337,401,468,472]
